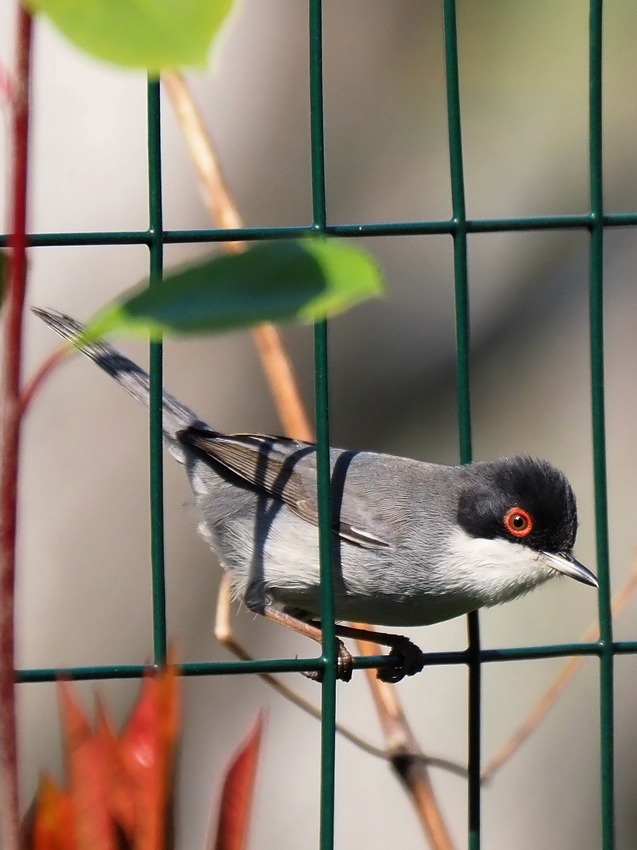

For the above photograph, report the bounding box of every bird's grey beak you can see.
[542,551,599,588]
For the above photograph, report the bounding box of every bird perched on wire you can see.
[34,308,598,683]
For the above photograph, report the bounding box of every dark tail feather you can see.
[33,308,210,445]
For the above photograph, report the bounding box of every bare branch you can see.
[161,70,458,849]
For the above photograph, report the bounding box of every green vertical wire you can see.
[442,2,481,847]
[314,322,336,850]
[147,79,167,666]
[588,3,614,847]
[309,4,337,850]
[442,6,471,463]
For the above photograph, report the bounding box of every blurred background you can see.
[2,1,637,847]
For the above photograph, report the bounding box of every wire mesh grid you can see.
[7,1,630,848]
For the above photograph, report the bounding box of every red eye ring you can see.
[504,507,533,538]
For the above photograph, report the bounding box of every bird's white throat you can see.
[444,526,555,610]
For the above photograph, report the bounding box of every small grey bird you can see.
[35,308,598,683]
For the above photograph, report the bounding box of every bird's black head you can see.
[457,456,578,555]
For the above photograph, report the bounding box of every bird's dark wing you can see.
[177,427,391,549]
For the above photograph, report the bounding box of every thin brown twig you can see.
[20,344,70,417]
[161,70,457,849]
[215,576,468,777]
[215,575,383,760]
[0,8,33,850]
[162,71,314,442]
[481,556,637,782]
[161,71,243,237]
[359,643,457,850]
[251,323,313,441]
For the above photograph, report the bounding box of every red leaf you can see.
[58,681,119,850]
[94,697,137,839]
[211,712,265,850]
[117,662,181,850]
[32,775,75,850]
[30,665,181,850]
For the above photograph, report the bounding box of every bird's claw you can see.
[303,638,353,683]
[377,636,425,683]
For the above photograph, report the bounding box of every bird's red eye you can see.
[504,507,533,537]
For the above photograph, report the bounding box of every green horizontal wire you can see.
[6,211,637,248]
[19,637,632,684]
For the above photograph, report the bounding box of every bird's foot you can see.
[377,636,425,683]
[303,638,353,683]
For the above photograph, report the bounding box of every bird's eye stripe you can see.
[504,506,533,537]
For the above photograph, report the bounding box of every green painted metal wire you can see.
[5,210,637,251]
[441,2,482,846]
[588,3,614,847]
[147,79,168,667]
[17,637,630,684]
[309,4,337,850]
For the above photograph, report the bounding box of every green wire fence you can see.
[7,1,624,848]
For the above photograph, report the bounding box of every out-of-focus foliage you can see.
[22,0,234,71]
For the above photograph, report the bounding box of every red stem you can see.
[0,7,33,848]
[20,346,69,417]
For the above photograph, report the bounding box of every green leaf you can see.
[23,0,235,71]
[87,239,384,339]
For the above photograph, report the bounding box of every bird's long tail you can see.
[33,308,210,448]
